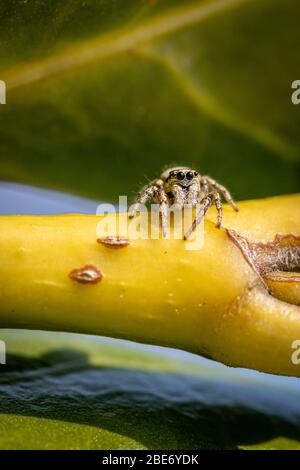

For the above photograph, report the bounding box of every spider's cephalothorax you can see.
[128,167,239,239]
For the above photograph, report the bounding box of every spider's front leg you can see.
[128,179,163,219]
[184,191,222,240]
[187,180,201,206]
[155,189,169,238]
[171,184,186,208]
[202,176,239,212]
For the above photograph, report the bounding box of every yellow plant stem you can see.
[0,194,299,376]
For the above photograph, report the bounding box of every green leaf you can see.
[1,329,300,450]
[0,0,299,201]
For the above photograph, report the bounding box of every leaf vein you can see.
[5,0,251,89]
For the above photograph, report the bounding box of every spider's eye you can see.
[186,171,194,180]
[176,171,185,181]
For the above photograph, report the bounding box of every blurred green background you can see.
[0,0,299,201]
[0,0,300,450]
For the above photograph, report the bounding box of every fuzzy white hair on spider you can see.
[129,166,239,239]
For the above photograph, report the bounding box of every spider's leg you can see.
[202,176,239,212]
[128,187,156,218]
[184,194,213,240]
[187,180,201,206]
[200,177,209,197]
[171,184,185,208]
[128,180,162,218]
[212,191,223,228]
[160,201,168,238]
[156,189,169,238]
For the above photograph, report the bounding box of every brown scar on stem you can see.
[97,235,130,249]
[226,230,300,291]
[69,264,103,284]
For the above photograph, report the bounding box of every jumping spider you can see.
[129,167,239,239]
